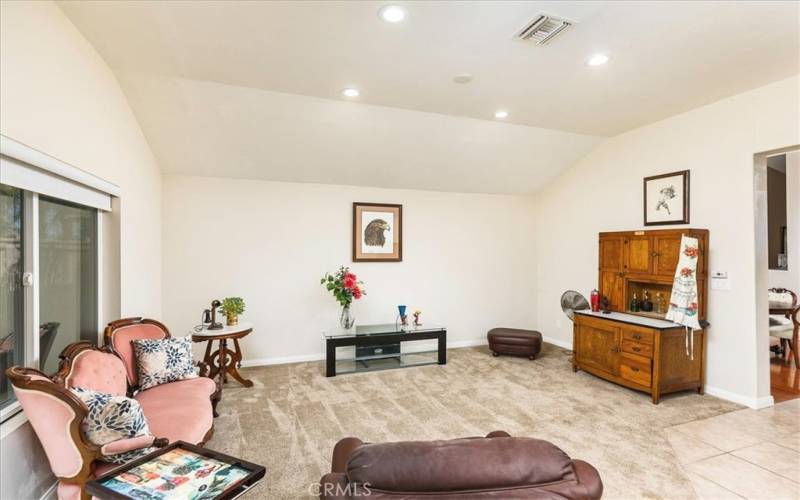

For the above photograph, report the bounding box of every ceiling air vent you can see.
[514,14,572,45]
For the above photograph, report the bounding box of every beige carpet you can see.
[206,344,742,499]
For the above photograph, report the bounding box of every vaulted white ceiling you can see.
[58,0,799,194]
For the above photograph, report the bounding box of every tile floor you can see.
[667,398,800,499]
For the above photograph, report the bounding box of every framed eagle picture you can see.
[353,202,402,262]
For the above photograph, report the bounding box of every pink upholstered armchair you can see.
[7,346,168,500]
[6,318,221,500]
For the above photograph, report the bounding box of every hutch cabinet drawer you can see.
[621,339,653,358]
[621,327,654,345]
[619,353,652,387]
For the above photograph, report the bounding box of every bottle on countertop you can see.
[630,293,640,312]
[641,290,653,312]
[656,292,666,314]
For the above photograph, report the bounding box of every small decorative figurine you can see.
[413,310,422,326]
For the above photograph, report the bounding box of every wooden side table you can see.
[191,322,254,388]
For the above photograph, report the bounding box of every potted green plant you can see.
[218,297,245,326]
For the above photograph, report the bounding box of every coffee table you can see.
[323,323,446,377]
[86,441,265,499]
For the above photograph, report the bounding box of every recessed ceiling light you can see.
[494,110,509,119]
[341,88,360,98]
[379,5,407,23]
[453,73,473,84]
[587,53,610,66]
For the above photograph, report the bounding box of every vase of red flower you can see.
[320,266,366,330]
[339,305,355,330]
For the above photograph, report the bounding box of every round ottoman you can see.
[487,328,542,360]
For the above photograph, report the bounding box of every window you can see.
[0,136,118,421]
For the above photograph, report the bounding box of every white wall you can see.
[534,76,800,408]
[0,2,163,498]
[162,175,537,363]
[768,151,800,292]
[0,0,162,318]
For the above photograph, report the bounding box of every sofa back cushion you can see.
[64,349,128,397]
[347,437,575,492]
[109,323,168,385]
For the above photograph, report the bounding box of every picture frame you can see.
[353,202,402,262]
[643,170,690,226]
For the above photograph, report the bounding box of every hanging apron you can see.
[666,235,701,359]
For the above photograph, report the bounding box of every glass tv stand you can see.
[322,323,447,377]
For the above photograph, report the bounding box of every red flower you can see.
[343,276,356,289]
[352,287,363,300]
[684,246,699,258]
[680,267,693,277]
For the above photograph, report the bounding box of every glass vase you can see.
[339,305,355,330]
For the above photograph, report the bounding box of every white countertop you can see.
[574,310,682,329]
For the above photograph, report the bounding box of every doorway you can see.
[756,148,800,402]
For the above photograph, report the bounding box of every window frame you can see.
[0,135,118,424]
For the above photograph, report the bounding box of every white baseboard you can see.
[447,338,488,348]
[704,385,774,409]
[240,338,489,368]
[542,335,572,350]
[240,352,324,367]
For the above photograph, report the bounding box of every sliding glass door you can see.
[0,186,24,410]
[38,197,98,374]
[0,186,99,414]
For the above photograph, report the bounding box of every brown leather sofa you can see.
[319,431,603,499]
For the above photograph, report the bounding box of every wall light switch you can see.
[710,271,730,290]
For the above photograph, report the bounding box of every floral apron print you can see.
[666,235,701,358]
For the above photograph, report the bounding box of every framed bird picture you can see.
[643,170,690,226]
[353,202,402,262]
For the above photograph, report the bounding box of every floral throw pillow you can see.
[70,387,155,464]
[133,336,198,391]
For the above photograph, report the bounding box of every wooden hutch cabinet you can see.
[573,228,709,404]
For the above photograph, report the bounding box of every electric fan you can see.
[560,290,590,321]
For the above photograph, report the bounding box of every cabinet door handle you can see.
[632,347,641,352]
[631,367,640,372]
[632,334,642,340]
[610,346,620,353]
[651,251,660,257]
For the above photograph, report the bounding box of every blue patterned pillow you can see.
[133,336,198,391]
[70,387,155,464]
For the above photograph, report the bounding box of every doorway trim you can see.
[754,144,800,407]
